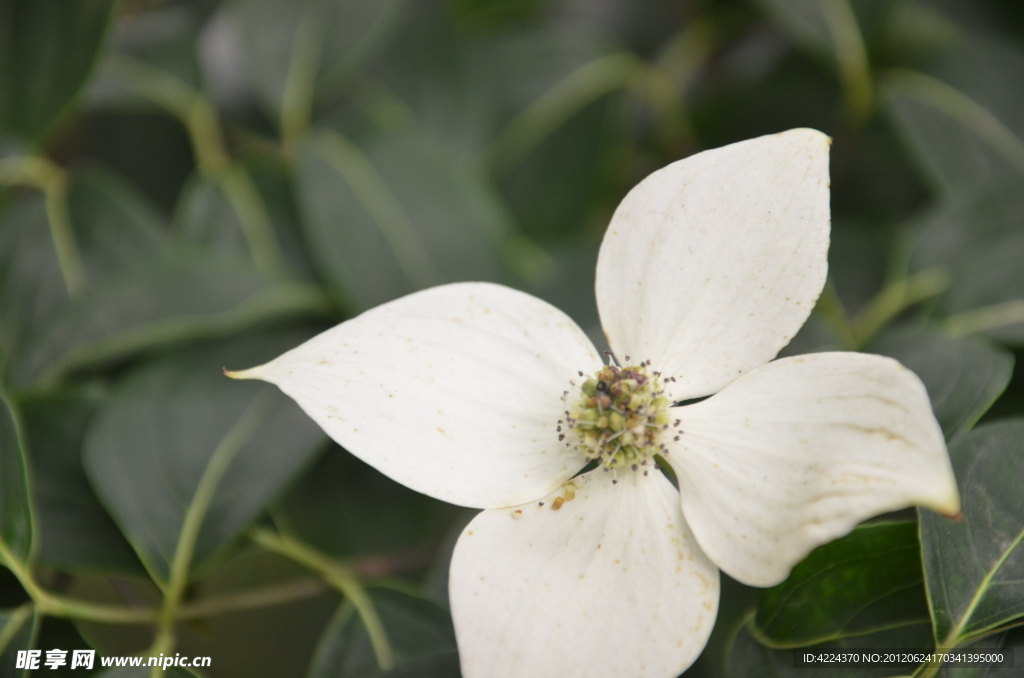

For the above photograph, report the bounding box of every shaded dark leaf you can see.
[82,333,327,579]
[728,616,934,678]
[19,389,143,574]
[0,393,32,564]
[295,129,507,312]
[11,252,332,388]
[0,0,116,142]
[755,522,929,647]
[307,587,460,678]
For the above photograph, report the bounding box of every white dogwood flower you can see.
[230,129,960,678]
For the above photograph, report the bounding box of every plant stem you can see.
[945,300,1024,338]
[251,527,395,671]
[850,268,950,347]
[149,392,276,666]
[0,155,84,294]
[821,0,874,124]
[106,55,286,276]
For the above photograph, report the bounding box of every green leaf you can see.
[935,627,1024,678]
[920,419,1024,646]
[754,522,929,647]
[19,389,143,574]
[728,616,935,678]
[308,588,460,678]
[0,194,68,372]
[0,0,117,142]
[0,606,39,678]
[909,183,1024,274]
[295,129,507,312]
[173,175,249,255]
[1,168,169,383]
[883,39,1024,197]
[81,333,328,580]
[279,448,455,559]
[10,253,332,388]
[904,184,1024,343]
[235,0,404,121]
[0,392,32,564]
[68,165,167,279]
[866,325,1013,439]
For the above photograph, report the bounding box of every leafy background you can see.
[1,0,1023,676]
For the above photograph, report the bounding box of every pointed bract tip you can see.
[223,366,260,380]
[945,510,964,524]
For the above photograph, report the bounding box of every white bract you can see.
[230,129,960,678]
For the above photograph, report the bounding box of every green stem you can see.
[218,166,284,276]
[945,299,1024,338]
[177,577,327,620]
[814,281,858,350]
[0,603,33,653]
[0,155,84,294]
[149,392,277,661]
[643,20,715,147]
[821,0,874,124]
[251,528,394,671]
[107,55,286,276]
[3,529,329,625]
[280,8,326,154]
[850,268,950,347]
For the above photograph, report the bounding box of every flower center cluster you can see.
[560,362,671,470]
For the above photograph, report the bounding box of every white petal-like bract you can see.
[230,282,602,508]
[669,352,959,587]
[595,128,830,400]
[449,469,719,678]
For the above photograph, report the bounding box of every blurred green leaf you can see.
[307,588,460,678]
[905,184,1024,343]
[941,233,1024,345]
[751,0,877,121]
[1,167,166,381]
[173,175,248,255]
[10,253,332,388]
[280,449,453,559]
[0,392,32,564]
[372,10,616,158]
[908,183,1024,273]
[81,333,327,579]
[109,3,215,89]
[728,615,934,678]
[0,193,68,373]
[867,325,1013,439]
[0,0,116,142]
[0,606,38,678]
[920,419,1024,646]
[68,165,168,279]
[235,0,404,123]
[754,522,928,647]
[19,389,143,575]
[295,129,507,312]
[883,39,1024,197]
